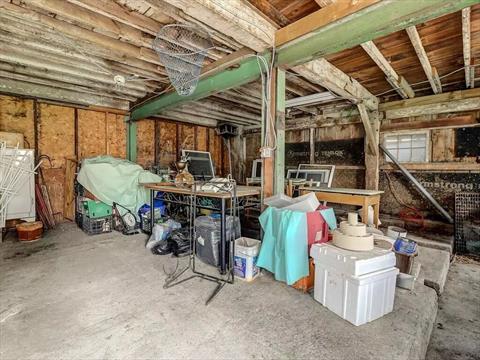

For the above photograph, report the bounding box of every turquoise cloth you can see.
[257,207,309,285]
[319,207,337,230]
[77,156,162,217]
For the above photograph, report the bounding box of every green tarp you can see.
[77,156,162,217]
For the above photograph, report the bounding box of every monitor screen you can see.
[182,150,215,180]
[252,159,262,178]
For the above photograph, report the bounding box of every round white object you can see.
[348,212,359,225]
[332,229,374,251]
[340,221,367,236]
[386,226,407,240]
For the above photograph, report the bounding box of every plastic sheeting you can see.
[257,207,309,285]
[77,156,162,218]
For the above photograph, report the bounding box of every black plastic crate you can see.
[82,215,113,235]
[455,192,480,254]
[75,212,84,229]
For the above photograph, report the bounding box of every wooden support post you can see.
[358,103,379,157]
[364,111,380,190]
[309,127,315,164]
[126,116,137,163]
[263,67,286,198]
[274,68,286,195]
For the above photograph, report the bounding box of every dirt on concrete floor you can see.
[426,256,480,360]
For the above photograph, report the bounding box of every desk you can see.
[299,187,384,227]
[141,183,260,304]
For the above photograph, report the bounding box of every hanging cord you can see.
[375,64,480,97]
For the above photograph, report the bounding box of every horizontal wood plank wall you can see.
[379,111,479,225]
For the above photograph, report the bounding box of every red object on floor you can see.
[306,210,329,250]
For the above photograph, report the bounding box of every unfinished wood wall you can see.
[0,95,121,221]
[0,94,227,221]
[379,112,480,225]
[245,124,365,188]
[136,119,226,176]
[245,111,479,227]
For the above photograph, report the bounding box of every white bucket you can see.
[234,237,261,281]
[386,226,407,240]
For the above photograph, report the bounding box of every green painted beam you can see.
[274,68,286,195]
[277,0,478,67]
[126,117,137,162]
[130,54,269,121]
[130,0,477,120]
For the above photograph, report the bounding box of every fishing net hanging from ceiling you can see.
[153,24,213,96]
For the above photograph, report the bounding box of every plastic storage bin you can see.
[234,237,261,281]
[138,200,167,233]
[83,200,112,219]
[310,243,398,326]
[82,215,112,235]
[194,215,240,267]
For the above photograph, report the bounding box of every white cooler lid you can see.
[310,243,396,277]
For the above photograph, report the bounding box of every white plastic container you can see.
[310,243,396,277]
[283,192,320,212]
[310,243,398,326]
[234,237,261,281]
[263,194,294,208]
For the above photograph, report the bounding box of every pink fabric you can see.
[306,210,329,250]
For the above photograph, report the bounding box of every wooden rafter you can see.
[361,41,415,99]
[462,7,475,89]
[246,0,290,27]
[314,0,335,8]
[357,103,378,157]
[293,59,379,111]
[406,26,442,94]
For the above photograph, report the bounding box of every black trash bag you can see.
[167,228,191,257]
[151,240,172,255]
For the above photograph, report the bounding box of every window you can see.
[384,131,429,163]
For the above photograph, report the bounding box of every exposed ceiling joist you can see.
[146,0,275,52]
[155,112,218,127]
[361,41,415,99]
[293,59,379,110]
[0,70,137,102]
[0,2,163,66]
[0,42,151,95]
[380,87,480,119]
[406,26,442,94]
[0,77,129,109]
[131,0,475,120]
[246,0,290,27]
[314,0,335,8]
[462,7,475,89]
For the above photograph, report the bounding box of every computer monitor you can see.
[251,159,262,178]
[181,150,215,180]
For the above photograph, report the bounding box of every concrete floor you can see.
[426,259,480,360]
[1,223,441,360]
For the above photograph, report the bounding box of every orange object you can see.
[16,221,43,242]
[292,258,315,293]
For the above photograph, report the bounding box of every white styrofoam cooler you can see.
[263,192,319,212]
[310,243,399,326]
